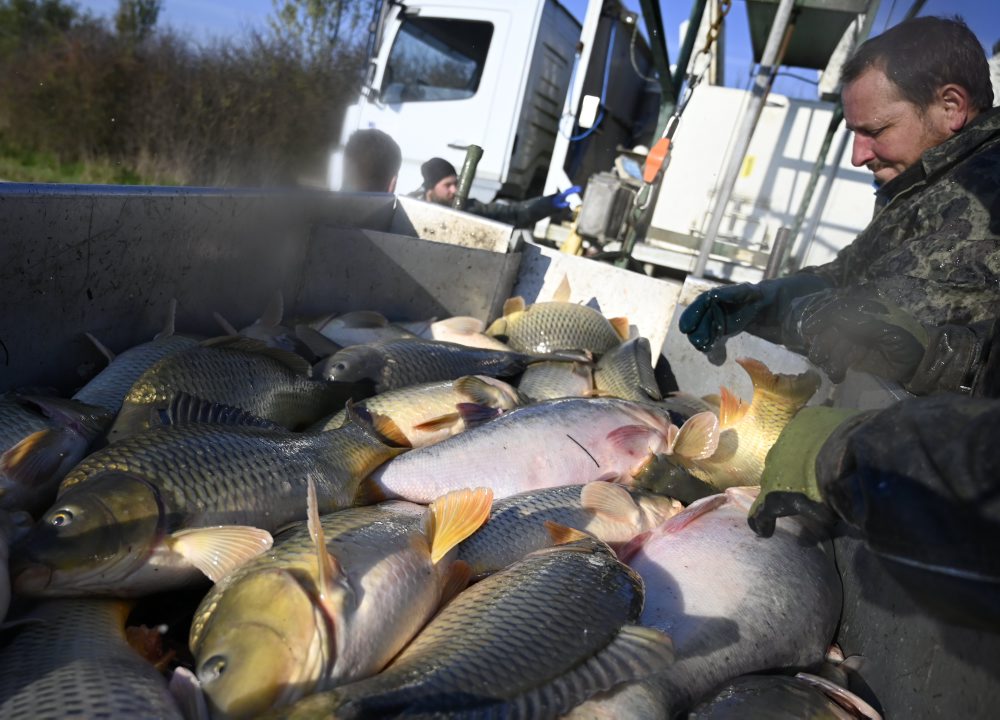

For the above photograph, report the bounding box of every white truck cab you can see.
[330,0,580,202]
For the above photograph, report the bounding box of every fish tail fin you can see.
[0,429,66,488]
[553,274,572,302]
[154,298,178,340]
[424,487,493,564]
[257,291,284,327]
[737,357,821,408]
[718,386,747,429]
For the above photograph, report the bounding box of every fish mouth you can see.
[13,563,53,593]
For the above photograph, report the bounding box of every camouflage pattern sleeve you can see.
[799,108,1000,327]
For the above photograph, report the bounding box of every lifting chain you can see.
[701,0,732,55]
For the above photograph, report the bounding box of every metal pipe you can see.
[691,0,797,278]
[670,0,710,98]
[452,145,483,211]
[763,226,792,279]
[638,0,674,102]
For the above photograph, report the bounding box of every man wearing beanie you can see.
[413,156,580,229]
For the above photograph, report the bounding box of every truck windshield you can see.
[380,16,493,103]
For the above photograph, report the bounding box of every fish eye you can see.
[201,655,227,682]
[50,509,74,527]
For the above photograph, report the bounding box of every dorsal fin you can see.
[212,311,239,336]
[84,332,116,363]
[156,392,282,430]
[718,386,747,429]
[257,291,284,327]
[200,336,311,376]
[306,477,340,604]
[544,520,590,545]
[609,317,631,341]
[154,298,178,340]
[552,275,572,303]
[502,297,526,316]
[423,487,493,564]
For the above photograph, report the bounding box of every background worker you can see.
[679,17,1000,397]
[414,157,581,229]
[341,128,402,193]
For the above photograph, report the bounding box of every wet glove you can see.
[782,288,992,394]
[747,406,863,538]
[551,185,582,210]
[679,274,830,352]
[749,395,1000,624]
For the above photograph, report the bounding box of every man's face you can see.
[428,175,458,204]
[842,67,953,185]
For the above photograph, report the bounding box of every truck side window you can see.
[380,17,493,104]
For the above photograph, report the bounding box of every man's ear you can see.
[939,83,975,131]
[388,175,397,193]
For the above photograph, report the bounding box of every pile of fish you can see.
[0,283,875,720]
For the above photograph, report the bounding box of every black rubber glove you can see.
[679,274,830,353]
[781,288,928,384]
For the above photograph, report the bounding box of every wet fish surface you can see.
[0,393,113,515]
[458,483,680,579]
[568,487,842,718]
[191,487,491,718]
[14,410,402,596]
[367,397,678,503]
[268,534,673,719]
[0,599,184,719]
[109,336,348,442]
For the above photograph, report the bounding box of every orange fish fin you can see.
[169,526,273,583]
[552,275,572,303]
[369,411,412,448]
[609,317,631,341]
[718,386,747,429]
[544,520,591,546]
[425,487,493,564]
[503,297,526,316]
[736,357,821,405]
[580,482,641,525]
[670,411,720,461]
[412,412,461,432]
[439,560,472,607]
[0,429,61,486]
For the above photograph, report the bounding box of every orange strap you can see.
[643,138,671,183]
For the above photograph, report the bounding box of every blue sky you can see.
[74,0,999,100]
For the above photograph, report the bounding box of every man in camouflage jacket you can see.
[679,17,999,397]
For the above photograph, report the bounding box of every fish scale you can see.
[273,537,672,719]
[0,599,183,719]
[61,423,385,527]
[492,302,623,355]
[111,341,345,441]
[73,334,199,414]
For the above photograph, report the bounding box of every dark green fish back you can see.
[328,539,655,718]
[0,599,182,719]
[61,421,395,530]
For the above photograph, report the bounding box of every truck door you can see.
[361,4,521,201]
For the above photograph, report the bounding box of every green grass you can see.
[0,145,168,185]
